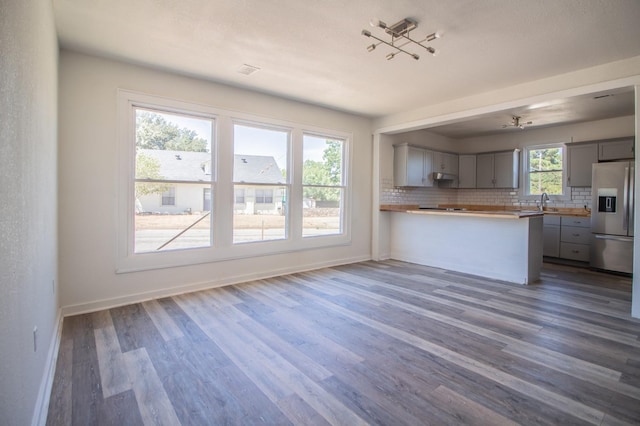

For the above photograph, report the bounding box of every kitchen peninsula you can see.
[381,205,544,284]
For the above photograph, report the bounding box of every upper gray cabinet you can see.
[476,150,520,189]
[393,143,434,187]
[433,151,459,175]
[598,137,635,161]
[458,155,477,189]
[567,143,598,187]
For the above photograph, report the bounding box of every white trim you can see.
[31,310,63,426]
[63,254,370,316]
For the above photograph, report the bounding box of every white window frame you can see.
[522,142,570,201]
[116,90,352,273]
[302,133,347,238]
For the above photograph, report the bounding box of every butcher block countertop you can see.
[380,204,590,218]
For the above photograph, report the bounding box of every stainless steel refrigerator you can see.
[590,161,634,274]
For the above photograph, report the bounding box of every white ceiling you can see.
[54,0,640,132]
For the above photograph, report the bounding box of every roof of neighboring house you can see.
[137,149,285,184]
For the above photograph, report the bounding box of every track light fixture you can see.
[362,17,441,61]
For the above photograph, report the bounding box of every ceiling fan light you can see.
[370,18,387,29]
[426,31,442,42]
[364,17,441,62]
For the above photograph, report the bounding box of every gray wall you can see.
[0,1,59,424]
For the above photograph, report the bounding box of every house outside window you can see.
[524,144,566,197]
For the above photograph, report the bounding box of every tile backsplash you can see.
[380,178,591,209]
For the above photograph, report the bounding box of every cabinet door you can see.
[458,155,476,188]
[543,225,560,257]
[599,138,634,161]
[494,150,519,188]
[434,152,458,174]
[476,154,495,188]
[422,150,435,187]
[394,144,425,186]
[444,153,459,175]
[407,146,427,186]
[567,143,597,187]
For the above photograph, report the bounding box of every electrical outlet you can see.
[33,326,38,352]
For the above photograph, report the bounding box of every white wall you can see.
[58,51,373,313]
[0,1,59,424]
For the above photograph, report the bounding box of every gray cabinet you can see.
[433,151,459,175]
[393,144,434,187]
[476,154,495,188]
[567,143,597,187]
[458,155,477,188]
[543,215,560,257]
[476,150,519,188]
[545,215,591,262]
[598,138,634,161]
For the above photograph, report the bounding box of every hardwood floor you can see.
[46,261,640,425]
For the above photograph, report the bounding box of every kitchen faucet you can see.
[539,192,550,211]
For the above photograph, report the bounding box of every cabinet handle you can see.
[572,250,580,253]
[572,233,580,237]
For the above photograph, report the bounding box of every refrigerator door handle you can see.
[594,234,634,242]
[623,166,629,232]
[629,165,634,235]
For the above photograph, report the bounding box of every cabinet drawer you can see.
[560,216,590,228]
[560,226,591,244]
[560,243,590,262]
[543,215,561,226]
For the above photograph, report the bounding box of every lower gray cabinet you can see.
[543,216,560,257]
[545,216,591,262]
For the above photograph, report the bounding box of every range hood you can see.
[432,172,457,181]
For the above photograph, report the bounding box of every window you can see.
[133,107,214,253]
[233,123,288,244]
[302,134,345,237]
[524,144,565,196]
[235,188,245,204]
[255,189,273,204]
[161,186,176,206]
[118,90,351,273]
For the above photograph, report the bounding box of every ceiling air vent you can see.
[237,64,261,76]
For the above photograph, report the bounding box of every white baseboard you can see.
[31,309,63,426]
[61,255,371,316]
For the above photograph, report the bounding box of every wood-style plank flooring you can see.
[46,261,640,425]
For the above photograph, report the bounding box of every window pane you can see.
[528,147,562,172]
[529,171,563,195]
[303,135,343,185]
[233,124,287,183]
[233,124,288,244]
[134,108,214,253]
[233,185,286,243]
[302,187,342,237]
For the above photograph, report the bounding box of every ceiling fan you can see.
[502,115,533,129]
